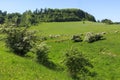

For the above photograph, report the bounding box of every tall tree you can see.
[20,10,32,27]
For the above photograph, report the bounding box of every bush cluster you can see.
[5,27,36,56]
[35,42,50,64]
[1,25,53,67]
[72,35,82,42]
[71,32,105,43]
[64,47,93,79]
[35,42,58,69]
[84,32,104,43]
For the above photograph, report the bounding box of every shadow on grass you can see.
[69,71,97,80]
[39,60,64,71]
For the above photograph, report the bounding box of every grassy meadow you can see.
[1,21,120,80]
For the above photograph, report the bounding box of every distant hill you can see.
[0,8,96,27]
[33,8,96,22]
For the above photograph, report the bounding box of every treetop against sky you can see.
[0,0,120,22]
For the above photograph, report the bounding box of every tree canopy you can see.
[33,8,96,22]
[0,8,96,26]
[101,19,113,24]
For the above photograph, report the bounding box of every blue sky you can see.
[0,0,120,22]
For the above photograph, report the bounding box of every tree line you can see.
[0,8,96,27]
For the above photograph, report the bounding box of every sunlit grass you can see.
[1,21,120,79]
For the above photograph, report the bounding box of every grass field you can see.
[31,21,120,35]
[1,21,120,80]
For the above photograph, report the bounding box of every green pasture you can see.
[31,21,120,35]
[1,21,120,80]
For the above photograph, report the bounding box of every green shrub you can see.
[72,35,82,42]
[64,47,93,79]
[36,42,50,64]
[84,32,95,43]
[101,19,113,24]
[35,43,60,70]
[94,33,103,41]
[84,32,104,43]
[5,27,36,56]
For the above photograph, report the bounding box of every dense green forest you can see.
[0,8,96,27]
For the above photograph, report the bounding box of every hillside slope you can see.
[1,22,120,80]
[0,41,71,80]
